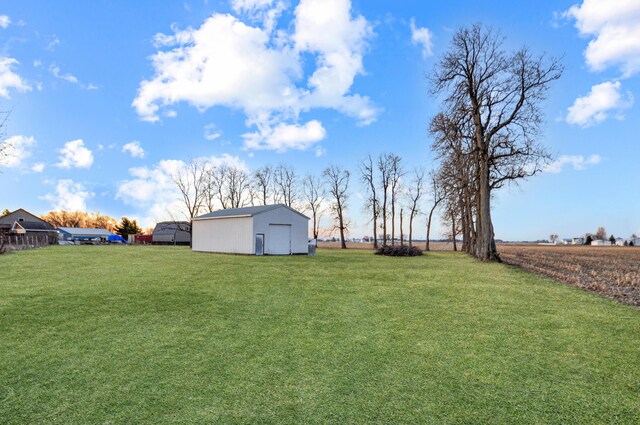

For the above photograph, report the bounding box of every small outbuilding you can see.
[57,227,114,243]
[192,204,309,255]
[152,221,191,245]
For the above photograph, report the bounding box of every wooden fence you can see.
[1,234,52,252]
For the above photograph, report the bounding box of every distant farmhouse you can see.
[590,239,612,247]
[152,221,191,245]
[0,208,58,244]
[192,204,309,255]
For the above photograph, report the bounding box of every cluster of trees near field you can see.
[171,154,435,251]
[170,24,563,262]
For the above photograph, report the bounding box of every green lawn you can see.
[1,246,638,424]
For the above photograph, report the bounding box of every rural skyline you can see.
[0,0,638,241]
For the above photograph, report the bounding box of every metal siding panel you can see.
[192,217,253,254]
[253,206,309,254]
[153,234,174,243]
[175,230,191,243]
[267,224,291,254]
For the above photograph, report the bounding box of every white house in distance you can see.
[191,204,309,255]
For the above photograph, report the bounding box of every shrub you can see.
[375,244,423,257]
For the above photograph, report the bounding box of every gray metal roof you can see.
[194,204,309,220]
[57,227,114,237]
[15,221,54,231]
[153,222,191,235]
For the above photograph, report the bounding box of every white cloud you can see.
[122,141,145,158]
[243,119,326,151]
[46,35,60,51]
[410,18,433,59]
[134,13,300,122]
[49,64,78,84]
[0,135,36,168]
[133,0,379,152]
[31,162,45,173]
[231,0,277,12]
[116,154,246,227]
[544,154,601,173]
[204,123,222,140]
[230,0,286,33]
[41,179,94,211]
[0,57,31,98]
[293,0,379,124]
[565,0,640,76]
[56,139,94,169]
[0,15,10,29]
[567,80,633,126]
[49,63,97,90]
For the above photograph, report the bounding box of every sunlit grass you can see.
[1,246,638,423]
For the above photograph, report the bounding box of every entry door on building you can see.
[255,233,264,256]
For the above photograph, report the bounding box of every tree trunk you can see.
[312,210,318,240]
[400,209,404,246]
[451,211,457,251]
[338,201,346,249]
[409,212,414,247]
[477,157,499,261]
[426,208,435,251]
[372,201,378,249]
[382,194,387,245]
[391,201,395,246]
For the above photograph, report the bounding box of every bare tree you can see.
[407,168,425,246]
[360,155,379,248]
[210,165,229,210]
[430,111,477,255]
[425,171,446,251]
[595,226,607,241]
[377,154,393,245]
[389,154,404,245]
[225,166,251,208]
[0,111,11,171]
[274,164,297,207]
[171,159,208,246]
[302,174,325,240]
[202,165,219,213]
[253,165,273,205]
[431,24,562,261]
[323,165,350,249]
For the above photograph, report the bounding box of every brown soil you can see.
[499,244,640,306]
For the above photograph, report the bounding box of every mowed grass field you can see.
[1,246,638,424]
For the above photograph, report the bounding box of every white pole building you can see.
[191,204,310,255]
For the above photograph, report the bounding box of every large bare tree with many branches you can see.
[431,24,562,261]
[323,165,350,249]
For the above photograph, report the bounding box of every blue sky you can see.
[1,0,638,240]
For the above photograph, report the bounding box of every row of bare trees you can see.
[428,24,563,261]
[171,160,352,247]
[359,154,431,249]
[171,154,446,250]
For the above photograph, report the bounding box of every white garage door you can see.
[267,224,291,255]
